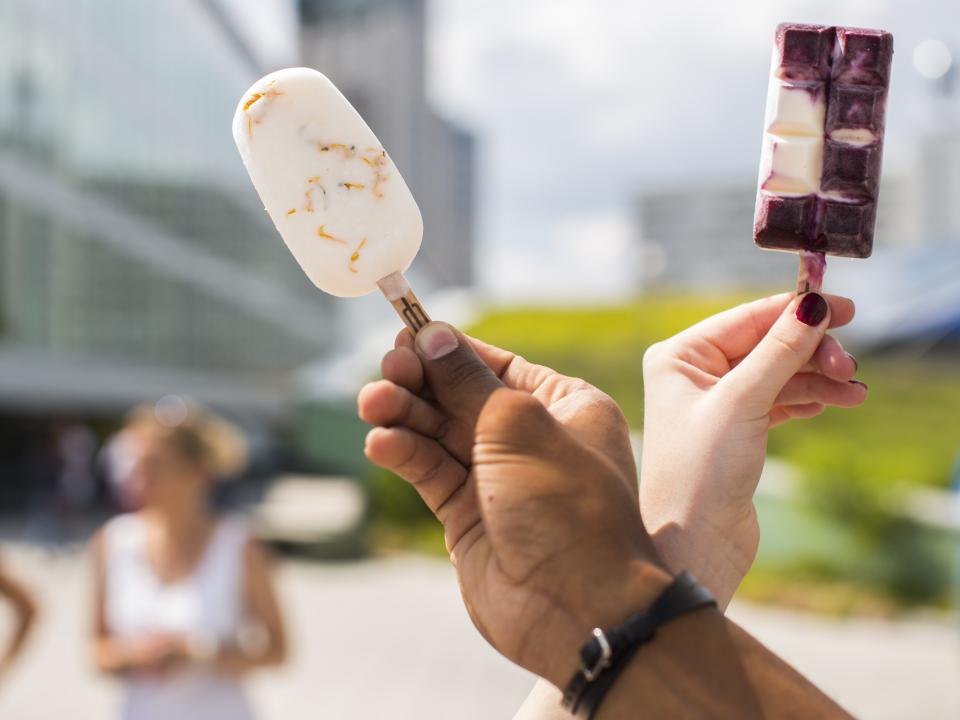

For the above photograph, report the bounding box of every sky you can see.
[221,0,960,302]
[427,0,960,300]
[216,0,300,68]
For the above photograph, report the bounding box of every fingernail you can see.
[416,323,459,360]
[796,292,828,326]
[846,352,858,372]
[848,380,868,390]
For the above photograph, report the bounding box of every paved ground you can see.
[0,545,957,719]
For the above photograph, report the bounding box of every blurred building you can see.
[298,0,475,288]
[636,182,785,289]
[636,173,921,290]
[0,0,474,420]
[0,0,335,417]
[916,50,960,245]
[835,62,960,355]
[917,126,960,244]
[636,64,960,291]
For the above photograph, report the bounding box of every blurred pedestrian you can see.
[0,553,38,688]
[99,428,146,512]
[55,423,99,539]
[20,428,62,545]
[90,398,286,720]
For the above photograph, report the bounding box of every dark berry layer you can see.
[825,84,886,140]
[756,22,892,259]
[820,140,882,197]
[775,24,834,81]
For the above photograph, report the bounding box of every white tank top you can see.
[103,513,254,720]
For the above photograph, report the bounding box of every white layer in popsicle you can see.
[756,50,827,197]
[232,68,423,298]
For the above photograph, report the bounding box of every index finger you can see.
[398,326,580,401]
[402,328,550,394]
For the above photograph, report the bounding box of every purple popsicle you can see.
[753,22,893,268]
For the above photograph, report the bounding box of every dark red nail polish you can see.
[796,292,828,326]
[849,380,868,390]
[846,352,858,371]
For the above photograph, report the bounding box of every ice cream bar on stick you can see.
[232,68,430,334]
[753,24,893,294]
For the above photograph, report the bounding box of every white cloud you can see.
[427,0,960,300]
[480,210,637,302]
[216,0,299,68]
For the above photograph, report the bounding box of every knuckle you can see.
[445,357,494,389]
[431,415,455,443]
[768,329,809,358]
[413,452,446,487]
[803,373,825,399]
[392,435,421,476]
[642,341,669,373]
[396,387,416,424]
[597,391,628,424]
[476,388,553,447]
[506,392,551,431]
[505,388,544,416]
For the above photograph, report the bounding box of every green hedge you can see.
[469,297,960,491]
[295,297,959,605]
[467,297,960,609]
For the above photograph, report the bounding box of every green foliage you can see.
[336,296,957,606]
[367,466,435,524]
[293,400,440,544]
[765,361,960,489]
[469,299,960,490]
[798,470,954,606]
[468,294,750,425]
[465,296,960,609]
[367,467,446,555]
[293,400,371,475]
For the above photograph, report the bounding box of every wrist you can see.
[538,559,674,689]
[648,506,758,610]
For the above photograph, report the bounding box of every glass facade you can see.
[0,0,334,374]
[299,0,474,289]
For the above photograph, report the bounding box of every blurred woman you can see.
[91,399,286,720]
[0,554,38,687]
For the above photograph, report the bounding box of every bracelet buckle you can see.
[580,628,612,682]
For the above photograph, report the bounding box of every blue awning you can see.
[827,243,960,349]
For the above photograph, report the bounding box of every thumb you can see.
[414,322,505,425]
[722,292,831,408]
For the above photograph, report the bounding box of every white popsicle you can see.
[232,68,425,314]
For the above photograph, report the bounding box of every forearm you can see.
[597,609,847,719]
[513,523,749,720]
[518,609,846,720]
[216,636,286,675]
[514,614,755,719]
[93,638,134,674]
[1,600,37,669]
[513,680,570,720]
[93,636,156,675]
[0,574,39,670]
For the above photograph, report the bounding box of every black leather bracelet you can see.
[561,571,717,719]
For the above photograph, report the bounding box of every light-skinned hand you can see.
[640,292,865,606]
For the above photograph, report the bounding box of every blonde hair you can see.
[125,396,249,479]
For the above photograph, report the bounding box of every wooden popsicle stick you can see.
[796,251,826,295]
[377,271,431,335]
